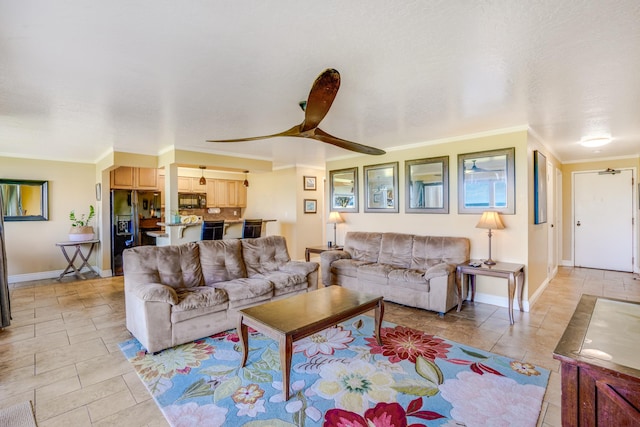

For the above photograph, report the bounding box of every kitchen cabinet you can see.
[178,177,206,193]
[158,174,165,207]
[111,167,160,190]
[205,179,246,207]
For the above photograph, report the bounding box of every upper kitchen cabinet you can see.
[206,179,246,207]
[111,167,160,190]
[178,177,206,193]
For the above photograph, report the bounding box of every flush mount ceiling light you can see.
[580,137,611,148]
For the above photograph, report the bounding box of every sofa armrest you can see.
[424,263,455,281]
[128,282,178,305]
[320,250,352,286]
[280,260,319,276]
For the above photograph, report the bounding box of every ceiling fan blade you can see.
[300,68,340,132]
[207,125,301,143]
[312,128,386,155]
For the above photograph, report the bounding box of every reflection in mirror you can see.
[458,147,515,214]
[0,179,49,221]
[405,156,449,214]
[330,167,358,213]
[364,162,399,213]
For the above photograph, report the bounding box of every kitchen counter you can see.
[153,219,276,245]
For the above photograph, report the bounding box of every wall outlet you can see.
[233,210,237,216]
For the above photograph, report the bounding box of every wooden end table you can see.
[456,261,525,324]
[305,245,343,262]
[238,286,384,400]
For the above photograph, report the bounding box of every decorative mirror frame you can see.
[0,179,49,221]
[458,147,515,214]
[364,162,399,213]
[329,167,359,213]
[405,156,449,214]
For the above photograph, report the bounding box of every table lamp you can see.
[327,212,344,246]
[475,211,505,265]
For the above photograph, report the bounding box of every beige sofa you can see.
[321,232,469,315]
[124,236,318,353]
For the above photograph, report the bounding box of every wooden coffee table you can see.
[238,286,384,400]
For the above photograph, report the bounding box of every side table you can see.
[305,245,343,262]
[55,239,100,281]
[456,261,525,324]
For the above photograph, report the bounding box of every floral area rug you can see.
[119,315,550,427]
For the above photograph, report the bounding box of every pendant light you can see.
[199,166,206,185]
[243,170,249,187]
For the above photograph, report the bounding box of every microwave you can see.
[178,193,206,209]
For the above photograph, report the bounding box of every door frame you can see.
[571,167,638,273]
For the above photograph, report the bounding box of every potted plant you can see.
[69,205,95,241]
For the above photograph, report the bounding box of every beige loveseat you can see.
[321,232,469,315]
[124,236,318,353]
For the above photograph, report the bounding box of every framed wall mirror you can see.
[329,167,358,213]
[458,147,515,214]
[0,179,49,221]
[364,162,399,213]
[405,156,449,213]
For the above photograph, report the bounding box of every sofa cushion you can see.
[124,243,203,289]
[171,287,229,323]
[343,232,382,262]
[280,260,319,276]
[198,239,247,284]
[411,236,470,269]
[357,263,395,285]
[330,259,372,278]
[242,235,291,276]
[128,282,178,305]
[211,278,273,303]
[378,233,413,268]
[388,268,431,292]
[253,271,308,296]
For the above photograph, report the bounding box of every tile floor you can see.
[1,267,639,426]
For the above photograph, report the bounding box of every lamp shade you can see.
[476,211,505,230]
[327,211,344,224]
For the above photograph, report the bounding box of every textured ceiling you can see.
[1,1,639,168]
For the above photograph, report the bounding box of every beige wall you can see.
[561,157,639,268]
[1,157,98,279]
[243,166,326,261]
[526,134,562,301]
[326,128,536,306]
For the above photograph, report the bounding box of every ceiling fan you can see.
[207,68,386,156]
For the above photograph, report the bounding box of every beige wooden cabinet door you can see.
[191,177,207,193]
[177,176,192,192]
[237,180,247,207]
[110,167,135,189]
[205,181,217,207]
[158,174,165,207]
[136,168,159,190]
[215,180,229,206]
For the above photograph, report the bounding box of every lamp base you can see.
[483,259,497,266]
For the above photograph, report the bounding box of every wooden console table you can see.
[55,239,100,280]
[553,295,640,426]
[456,261,525,324]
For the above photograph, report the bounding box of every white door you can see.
[574,170,633,271]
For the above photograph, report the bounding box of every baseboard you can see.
[8,265,107,284]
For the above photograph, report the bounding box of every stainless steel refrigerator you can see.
[111,189,161,275]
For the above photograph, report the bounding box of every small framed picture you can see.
[304,199,317,213]
[303,176,317,191]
